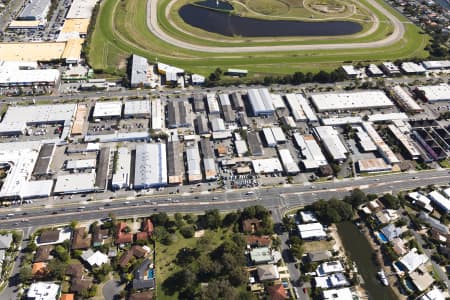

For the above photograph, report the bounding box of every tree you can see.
[47,259,67,280]
[344,188,367,208]
[174,213,184,228]
[381,194,401,209]
[19,266,32,283]
[180,225,195,238]
[69,220,78,229]
[222,212,239,227]
[151,212,169,227]
[54,245,70,262]
[176,247,200,266]
[198,209,221,230]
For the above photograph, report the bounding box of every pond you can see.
[337,221,397,300]
[179,4,362,37]
[194,0,234,10]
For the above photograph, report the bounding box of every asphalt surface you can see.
[0,169,448,230]
[146,0,406,53]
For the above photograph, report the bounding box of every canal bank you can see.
[337,221,398,300]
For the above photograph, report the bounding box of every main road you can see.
[0,169,448,230]
[146,0,406,53]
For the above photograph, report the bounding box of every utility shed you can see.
[192,94,205,112]
[134,143,167,189]
[278,148,300,174]
[112,147,131,190]
[167,141,184,184]
[247,132,264,156]
[186,144,202,182]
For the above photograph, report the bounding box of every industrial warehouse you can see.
[0,84,449,202]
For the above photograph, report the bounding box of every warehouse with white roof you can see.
[252,158,283,174]
[314,126,348,162]
[134,143,167,189]
[18,0,50,21]
[67,0,99,19]
[278,148,300,175]
[124,100,151,118]
[285,93,307,121]
[66,159,96,170]
[310,91,394,112]
[93,101,122,119]
[111,147,131,190]
[247,88,275,116]
[0,61,60,87]
[428,191,450,214]
[293,133,328,170]
[54,172,96,194]
[151,99,163,130]
[206,93,221,114]
[186,144,202,182]
[262,128,276,147]
[416,84,450,102]
[362,122,399,164]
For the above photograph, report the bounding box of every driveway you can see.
[103,279,123,300]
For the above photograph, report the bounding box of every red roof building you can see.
[267,284,288,300]
[115,222,133,245]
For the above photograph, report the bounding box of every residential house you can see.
[245,235,272,248]
[297,223,327,240]
[314,273,350,289]
[132,258,155,290]
[81,249,109,267]
[316,261,345,277]
[60,294,74,300]
[65,263,83,279]
[70,278,93,294]
[394,248,429,274]
[375,209,399,224]
[242,218,262,234]
[71,227,91,250]
[34,245,54,262]
[418,287,445,300]
[322,288,353,300]
[119,245,150,268]
[136,219,154,241]
[380,223,403,242]
[267,284,288,300]
[115,222,133,245]
[27,282,61,300]
[250,247,272,265]
[419,212,449,235]
[391,238,407,256]
[32,262,48,278]
[92,225,109,247]
[409,266,434,292]
[38,230,60,244]
[256,264,280,281]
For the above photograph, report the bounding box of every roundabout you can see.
[87,0,429,76]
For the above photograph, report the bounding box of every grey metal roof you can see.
[247,132,263,156]
[230,92,244,110]
[167,141,183,177]
[195,115,209,134]
[33,143,55,176]
[19,0,51,20]
[130,55,149,87]
[192,94,205,112]
[95,147,110,191]
[199,139,214,158]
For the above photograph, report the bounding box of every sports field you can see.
[87,0,429,77]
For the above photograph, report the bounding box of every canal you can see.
[337,221,397,300]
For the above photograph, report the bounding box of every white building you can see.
[206,93,221,114]
[322,288,353,300]
[134,143,167,189]
[53,172,96,194]
[235,140,248,157]
[416,84,450,102]
[355,127,377,152]
[391,85,423,113]
[186,145,202,182]
[310,90,394,112]
[112,147,131,189]
[262,127,276,147]
[93,101,122,119]
[298,223,327,240]
[285,93,307,121]
[428,191,450,214]
[210,118,226,132]
[316,261,345,276]
[81,249,109,267]
[278,148,300,175]
[314,273,350,289]
[381,62,401,76]
[66,159,96,170]
[362,122,399,164]
[27,282,60,300]
[247,88,275,116]
[271,127,286,143]
[271,93,286,110]
[0,61,60,87]
[151,99,163,130]
[408,192,433,212]
[367,64,384,76]
[422,60,450,70]
[124,100,151,118]
[341,65,359,77]
[66,0,98,19]
[314,126,347,162]
[401,62,426,74]
[387,124,420,160]
[395,248,429,274]
[357,158,392,173]
[19,0,50,22]
[252,158,283,174]
[203,158,217,181]
[293,133,328,170]
[419,287,446,300]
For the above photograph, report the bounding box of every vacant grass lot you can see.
[87,0,429,77]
